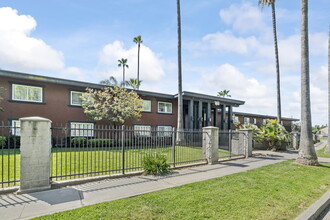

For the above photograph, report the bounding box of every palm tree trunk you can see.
[271,3,282,123]
[326,26,330,154]
[176,0,184,143]
[123,66,125,86]
[137,44,140,90]
[296,0,318,165]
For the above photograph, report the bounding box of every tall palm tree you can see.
[133,35,143,90]
[326,26,330,154]
[176,0,183,142]
[296,0,318,165]
[125,78,142,90]
[258,0,282,123]
[118,58,129,86]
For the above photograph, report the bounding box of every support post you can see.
[240,129,253,158]
[19,117,52,194]
[198,101,203,129]
[227,105,233,130]
[207,102,211,126]
[220,105,225,130]
[188,100,194,129]
[202,126,219,164]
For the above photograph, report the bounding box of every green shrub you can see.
[88,139,113,147]
[0,136,7,145]
[260,120,291,151]
[71,137,87,146]
[142,153,170,175]
[238,123,263,143]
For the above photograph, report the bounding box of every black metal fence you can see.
[0,122,20,189]
[219,130,246,159]
[50,125,206,181]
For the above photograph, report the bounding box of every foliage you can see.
[0,86,4,112]
[291,122,301,132]
[217,89,231,98]
[125,78,142,90]
[81,86,143,125]
[238,123,263,143]
[0,136,7,145]
[99,76,124,87]
[142,153,170,175]
[312,125,326,135]
[260,120,291,151]
[133,35,143,45]
[70,137,87,146]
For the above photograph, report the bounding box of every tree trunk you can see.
[326,26,330,154]
[296,0,318,166]
[123,66,125,87]
[137,44,140,90]
[271,3,282,123]
[176,0,184,143]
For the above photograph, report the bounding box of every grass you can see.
[0,146,232,183]
[34,160,330,220]
[316,146,330,158]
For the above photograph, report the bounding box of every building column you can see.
[220,105,226,130]
[206,102,211,126]
[198,101,203,129]
[214,107,219,127]
[188,99,194,130]
[227,105,233,130]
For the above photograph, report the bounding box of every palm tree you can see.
[100,76,119,86]
[258,0,282,123]
[118,58,129,86]
[296,0,318,166]
[176,0,183,142]
[217,90,231,98]
[125,78,142,90]
[133,35,143,90]
[326,26,330,154]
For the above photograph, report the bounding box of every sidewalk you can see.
[0,150,327,220]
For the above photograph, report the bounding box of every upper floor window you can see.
[12,84,43,103]
[142,100,151,112]
[158,101,172,114]
[71,91,84,106]
[134,125,151,137]
[70,122,94,137]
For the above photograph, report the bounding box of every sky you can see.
[0,0,329,125]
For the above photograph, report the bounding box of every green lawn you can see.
[316,146,330,158]
[35,160,330,220]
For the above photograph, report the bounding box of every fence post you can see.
[121,125,125,175]
[202,126,219,164]
[240,129,253,158]
[291,132,299,150]
[18,117,52,194]
[172,128,176,167]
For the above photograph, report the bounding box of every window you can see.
[70,122,94,137]
[12,84,43,103]
[253,118,257,124]
[134,125,151,137]
[10,120,21,136]
[244,117,250,124]
[142,100,151,112]
[262,119,267,125]
[234,116,239,122]
[157,126,172,137]
[158,102,172,114]
[71,91,84,106]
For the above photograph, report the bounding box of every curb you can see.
[295,189,330,220]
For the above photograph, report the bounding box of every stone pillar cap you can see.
[20,117,52,122]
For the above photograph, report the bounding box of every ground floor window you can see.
[10,119,21,136]
[70,122,94,137]
[134,125,151,137]
[157,126,172,137]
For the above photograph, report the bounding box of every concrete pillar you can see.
[198,101,203,129]
[227,105,233,130]
[188,99,194,129]
[202,126,219,164]
[19,117,52,193]
[240,129,253,158]
[291,132,299,150]
[206,102,211,126]
[220,105,226,130]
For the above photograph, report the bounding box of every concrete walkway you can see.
[0,150,328,220]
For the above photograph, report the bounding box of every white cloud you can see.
[98,41,165,84]
[0,7,65,72]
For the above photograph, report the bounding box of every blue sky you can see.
[0,0,329,125]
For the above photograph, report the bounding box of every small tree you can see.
[125,78,142,90]
[260,120,291,151]
[81,86,143,125]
